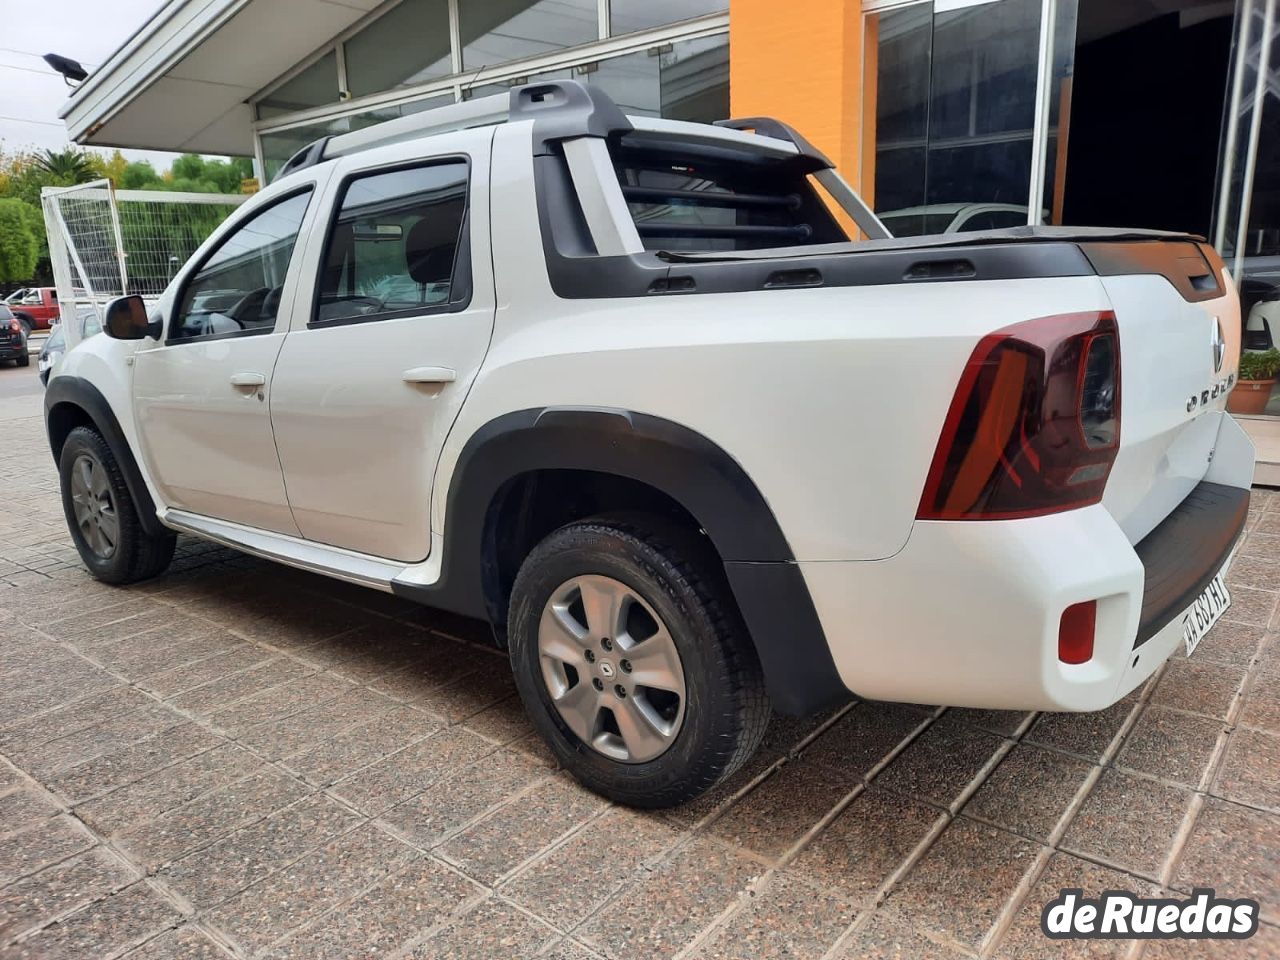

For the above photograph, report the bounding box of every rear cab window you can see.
[611,145,848,253]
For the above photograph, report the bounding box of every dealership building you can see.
[59,0,1280,453]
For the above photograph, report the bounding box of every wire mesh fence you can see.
[42,180,248,346]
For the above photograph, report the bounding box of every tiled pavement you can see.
[0,396,1277,960]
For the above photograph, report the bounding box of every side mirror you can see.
[103,295,162,341]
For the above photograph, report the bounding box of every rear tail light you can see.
[917,311,1120,520]
[1058,600,1097,664]
[7,319,19,334]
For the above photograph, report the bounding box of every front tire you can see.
[59,426,176,584]
[508,518,769,808]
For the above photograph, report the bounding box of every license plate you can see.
[1182,574,1231,657]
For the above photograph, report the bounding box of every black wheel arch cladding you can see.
[44,375,166,538]
[393,406,849,716]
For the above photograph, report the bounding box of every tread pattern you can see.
[510,515,770,808]
[60,426,175,585]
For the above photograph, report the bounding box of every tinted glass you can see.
[316,162,468,324]
[614,148,847,252]
[609,0,726,36]
[460,0,598,69]
[959,209,1028,231]
[345,0,452,97]
[257,51,339,120]
[171,191,311,342]
[870,0,1040,235]
[590,34,729,121]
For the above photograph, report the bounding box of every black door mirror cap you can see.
[103,295,162,341]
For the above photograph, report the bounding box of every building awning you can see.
[58,0,381,155]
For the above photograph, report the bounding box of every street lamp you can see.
[43,54,88,86]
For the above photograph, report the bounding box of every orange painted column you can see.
[729,0,867,191]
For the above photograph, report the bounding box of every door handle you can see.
[402,366,456,384]
[230,372,266,388]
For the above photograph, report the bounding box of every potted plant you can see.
[1228,348,1280,415]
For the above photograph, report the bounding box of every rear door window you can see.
[314,160,469,326]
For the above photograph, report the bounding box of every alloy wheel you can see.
[70,454,119,559]
[537,574,686,763]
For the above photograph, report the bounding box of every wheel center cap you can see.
[598,660,615,679]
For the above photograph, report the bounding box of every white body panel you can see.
[269,128,497,562]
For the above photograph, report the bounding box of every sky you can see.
[0,0,187,170]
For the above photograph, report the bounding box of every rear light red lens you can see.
[917,311,1120,520]
[7,319,19,334]
[1058,600,1097,664]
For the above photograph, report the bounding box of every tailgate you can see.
[1084,240,1240,544]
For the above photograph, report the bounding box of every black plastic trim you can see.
[390,407,848,716]
[514,80,633,156]
[1133,481,1249,649]
[713,116,834,168]
[44,376,166,538]
[1080,240,1226,304]
[533,156,1098,300]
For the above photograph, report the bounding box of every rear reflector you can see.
[917,311,1121,520]
[1058,601,1097,664]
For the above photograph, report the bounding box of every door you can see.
[270,141,495,562]
[132,187,317,534]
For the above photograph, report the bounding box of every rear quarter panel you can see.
[438,123,1116,561]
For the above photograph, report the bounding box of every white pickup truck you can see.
[45,81,1253,807]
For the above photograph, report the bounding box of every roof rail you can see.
[276,79,633,179]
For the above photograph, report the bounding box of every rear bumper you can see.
[0,341,27,359]
[804,413,1253,712]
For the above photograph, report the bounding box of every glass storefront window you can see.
[609,0,727,37]
[257,50,340,120]
[462,34,728,122]
[459,0,599,71]
[1219,0,1280,413]
[344,0,452,97]
[594,34,729,120]
[867,0,1041,237]
[260,95,454,180]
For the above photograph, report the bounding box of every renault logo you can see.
[1212,318,1226,373]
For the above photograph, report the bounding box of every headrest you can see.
[406,218,457,285]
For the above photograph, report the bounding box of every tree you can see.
[33,148,97,184]
[0,198,39,282]
[88,149,129,187]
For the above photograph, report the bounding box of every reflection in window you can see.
[172,192,311,342]
[257,51,339,120]
[460,0,598,71]
[609,0,727,37]
[591,34,729,121]
[344,0,452,98]
[870,0,1040,236]
[260,97,454,181]
[317,163,469,324]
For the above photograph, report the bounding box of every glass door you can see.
[1215,0,1280,417]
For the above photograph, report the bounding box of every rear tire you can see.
[16,352,29,368]
[508,517,769,808]
[59,426,176,584]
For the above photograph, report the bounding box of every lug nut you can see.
[584,650,596,663]
[592,678,604,691]
[620,659,632,674]
[601,638,613,652]
[614,684,627,698]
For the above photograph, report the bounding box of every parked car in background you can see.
[878,203,1037,237]
[4,287,60,332]
[0,305,29,367]
[38,307,102,386]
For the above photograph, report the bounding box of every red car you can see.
[4,287,59,332]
